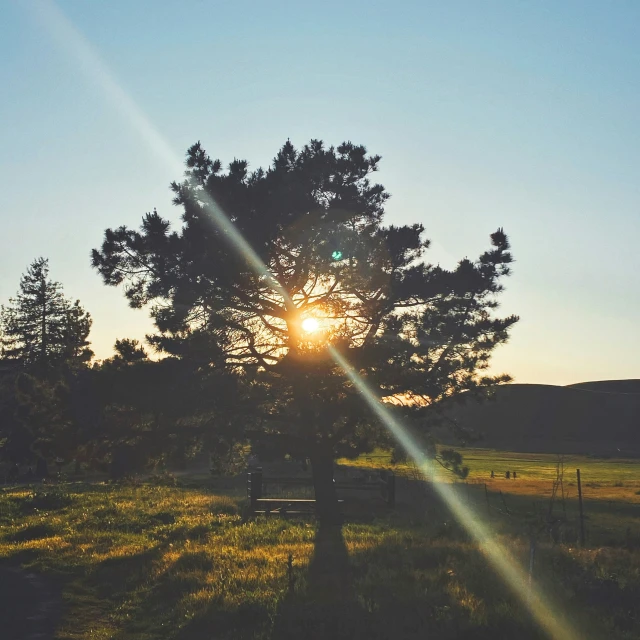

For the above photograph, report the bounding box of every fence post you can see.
[287,553,295,593]
[499,490,510,516]
[484,484,491,520]
[528,536,536,596]
[576,468,585,546]
[248,470,263,514]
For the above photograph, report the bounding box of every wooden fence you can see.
[247,468,395,516]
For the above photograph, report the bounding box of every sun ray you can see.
[329,345,581,640]
[29,4,584,638]
[28,0,291,306]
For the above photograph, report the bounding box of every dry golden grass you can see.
[1,470,640,639]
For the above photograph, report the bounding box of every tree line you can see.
[0,258,240,479]
[0,138,518,520]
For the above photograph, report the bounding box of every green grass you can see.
[340,447,640,547]
[1,476,640,639]
[461,448,640,486]
[340,447,640,486]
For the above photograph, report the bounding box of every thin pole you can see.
[287,553,294,593]
[576,468,585,546]
[560,457,566,517]
[500,490,510,516]
[528,536,536,596]
[484,483,491,520]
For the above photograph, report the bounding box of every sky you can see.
[1,0,639,386]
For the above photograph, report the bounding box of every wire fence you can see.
[394,466,640,550]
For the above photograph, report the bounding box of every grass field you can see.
[340,447,640,546]
[339,447,640,509]
[1,450,639,639]
[341,447,640,488]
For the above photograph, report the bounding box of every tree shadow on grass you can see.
[165,523,357,640]
[306,522,354,603]
[101,517,555,640]
[269,522,480,640]
[272,523,553,640]
[88,546,164,600]
[0,567,62,640]
[529,544,640,638]
[270,522,362,640]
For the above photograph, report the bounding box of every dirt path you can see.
[0,568,61,640]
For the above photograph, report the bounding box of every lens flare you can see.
[31,4,583,638]
[329,346,581,640]
[29,0,291,306]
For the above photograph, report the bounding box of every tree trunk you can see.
[35,457,49,480]
[311,450,341,524]
[41,297,47,371]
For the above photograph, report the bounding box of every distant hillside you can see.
[568,379,640,394]
[438,380,640,455]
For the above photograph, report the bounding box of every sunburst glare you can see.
[301,317,320,333]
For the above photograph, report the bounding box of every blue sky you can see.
[1,0,639,385]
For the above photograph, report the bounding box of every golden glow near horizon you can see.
[301,317,320,333]
[35,4,584,638]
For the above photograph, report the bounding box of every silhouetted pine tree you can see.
[92,139,519,521]
[0,259,94,469]
[0,258,93,372]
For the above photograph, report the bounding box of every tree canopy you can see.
[0,258,93,372]
[0,258,94,469]
[91,340,242,478]
[92,138,519,519]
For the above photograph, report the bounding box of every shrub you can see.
[390,446,409,465]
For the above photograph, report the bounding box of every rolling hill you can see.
[439,380,640,455]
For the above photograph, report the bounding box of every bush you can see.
[390,446,409,465]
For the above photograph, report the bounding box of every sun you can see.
[301,317,320,333]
